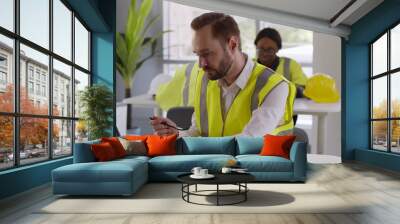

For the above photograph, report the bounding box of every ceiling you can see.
[169,0,384,38]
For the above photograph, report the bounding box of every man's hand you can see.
[149,116,179,136]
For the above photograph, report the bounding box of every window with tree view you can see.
[0,0,91,170]
[371,22,400,153]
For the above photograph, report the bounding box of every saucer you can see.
[190,174,215,179]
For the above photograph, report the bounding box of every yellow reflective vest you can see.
[155,62,201,110]
[194,62,296,137]
[275,57,308,86]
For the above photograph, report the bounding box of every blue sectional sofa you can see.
[52,137,307,196]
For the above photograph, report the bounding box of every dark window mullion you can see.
[13,0,20,167]
[370,45,373,148]
[71,10,76,155]
[49,0,54,160]
[388,30,391,152]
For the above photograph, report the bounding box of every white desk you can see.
[122,95,341,154]
[294,98,341,154]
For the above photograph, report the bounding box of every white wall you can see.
[116,0,163,134]
[312,32,342,156]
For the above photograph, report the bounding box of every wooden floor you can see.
[1,161,400,224]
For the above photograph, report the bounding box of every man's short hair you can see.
[191,12,240,47]
[254,27,282,50]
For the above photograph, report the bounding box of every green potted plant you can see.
[79,84,113,140]
[116,0,167,129]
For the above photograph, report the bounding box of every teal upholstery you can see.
[52,137,307,195]
[149,154,234,172]
[177,137,236,155]
[235,136,263,155]
[236,155,293,172]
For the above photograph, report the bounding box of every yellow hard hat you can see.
[303,73,340,103]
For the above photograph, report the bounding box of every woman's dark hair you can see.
[254,27,282,49]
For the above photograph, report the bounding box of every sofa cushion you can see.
[236,155,293,172]
[147,134,178,157]
[260,134,296,159]
[91,142,118,161]
[235,137,263,155]
[73,140,100,163]
[148,154,235,172]
[53,158,147,183]
[177,137,236,155]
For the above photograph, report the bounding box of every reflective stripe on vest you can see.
[199,74,209,136]
[182,63,194,106]
[251,67,274,111]
[282,57,291,80]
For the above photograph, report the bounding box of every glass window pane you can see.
[162,1,207,60]
[53,119,72,157]
[391,72,400,118]
[20,0,49,49]
[391,24,400,70]
[372,77,387,119]
[372,33,387,76]
[0,0,14,31]
[372,121,388,151]
[74,69,89,118]
[20,44,49,115]
[53,59,72,117]
[0,35,14,112]
[259,21,313,76]
[234,16,256,59]
[391,120,400,153]
[20,117,49,165]
[75,18,89,70]
[53,0,72,60]
[0,116,14,170]
[75,120,88,143]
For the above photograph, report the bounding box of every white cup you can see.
[221,167,232,174]
[191,167,202,176]
[200,169,208,176]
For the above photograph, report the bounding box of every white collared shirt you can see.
[179,57,288,137]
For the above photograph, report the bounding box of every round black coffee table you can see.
[177,173,255,206]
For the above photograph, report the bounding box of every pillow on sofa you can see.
[124,135,148,142]
[260,134,296,159]
[101,137,126,158]
[118,137,147,156]
[146,134,177,157]
[91,142,118,161]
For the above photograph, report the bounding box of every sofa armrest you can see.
[73,141,99,163]
[289,142,307,181]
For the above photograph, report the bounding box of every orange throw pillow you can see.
[259,134,296,159]
[146,134,178,157]
[91,142,117,161]
[124,135,148,142]
[101,137,127,158]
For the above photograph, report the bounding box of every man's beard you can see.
[205,51,234,81]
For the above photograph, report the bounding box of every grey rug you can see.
[37,183,362,214]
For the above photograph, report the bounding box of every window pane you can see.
[391,72,400,118]
[20,0,49,49]
[0,116,13,170]
[260,21,313,76]
[391,120,400,153]
[235,16,256,59]
[391,24,400,70]
[53,119,72,158]
[372,77,387,119]
[0,35,14,112]
[20,44,49,115]
[163,63,186,76]
[75,120,88,143]
[20,117,49,165]
[0,0,14,31]
[53,59,72,117]
[372,33,387,76]
[75,18,89,70]
[74,69,89,118]
[53,0,72,60]
[372,121,387,151]
[162,1,206,60]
